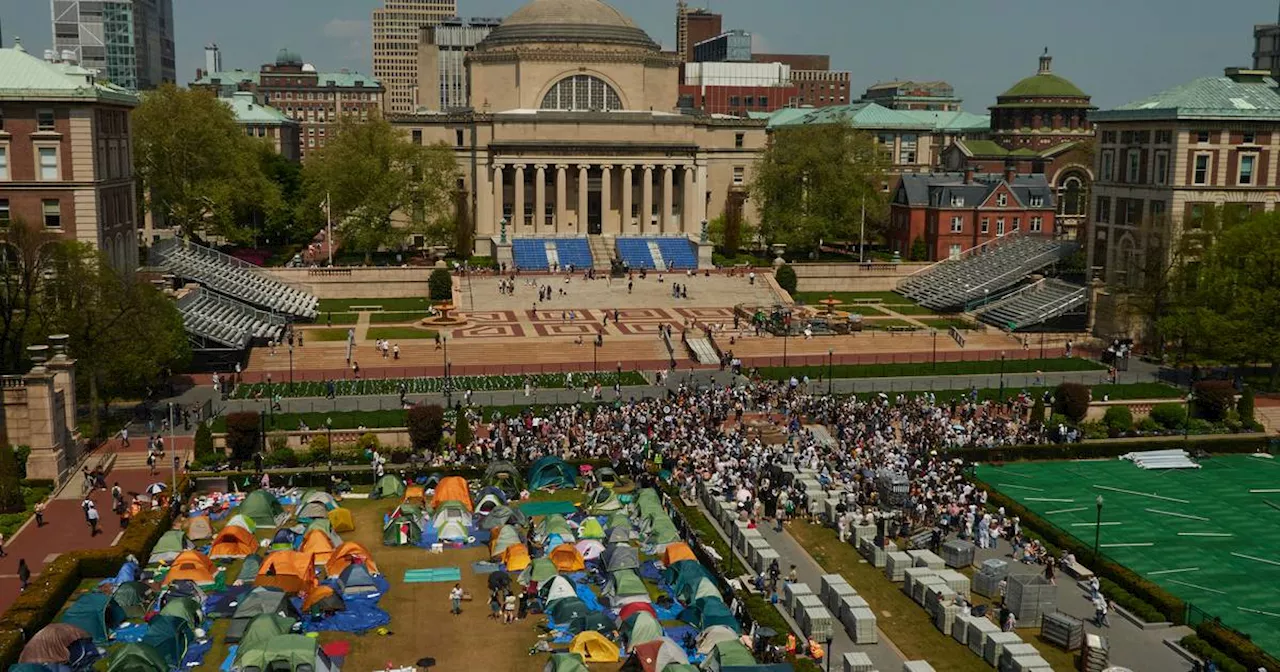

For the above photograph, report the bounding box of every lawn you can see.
[863,318,918,329]
[366,327,438,340]
[881,303,938,316]
[369,312,431,324]
[316,297,434,313]
[910,382,1182,404]
[792,291,905,305]
[756,357,1105,381]
[298,328,354,342]
[317,313,360,326]
[232,372,647,399]
[918,318,979,331]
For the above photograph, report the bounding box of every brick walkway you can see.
[0,437,190,612]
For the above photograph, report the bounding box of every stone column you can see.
[555,164,568,232]
[694,165,708,226]
[493,164,505,226]
[641,165,654,233]
[600,164,613,234]
[662,165,674,234]
[683,165,697,233]
[534,164,547,230]
[578,164,590,233]
[513,164,526,228]
[621,165,634,231]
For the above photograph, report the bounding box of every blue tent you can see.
[110,562,139,586]
[141,615,194,667]
[528,456,576,490]
[60,594,125,644]
[677,597,740,633]
[337,564,378,595]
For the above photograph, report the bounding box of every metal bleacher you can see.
[977,278,1088,331]
[177,287,287,350]
[616,238,657,269]
[554,239,593,269]
[896,236,1077,311]
[153,238,317,319]
[512,239,550,270]
[655,238,698,270]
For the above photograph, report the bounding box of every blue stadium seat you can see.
[656,238,697,270]
[616,238,656,269]
[554,239,593,270]
[512,239,549,270]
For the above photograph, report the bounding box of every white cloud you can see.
[323,19,369,40]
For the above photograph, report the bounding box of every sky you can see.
[1,0,1278,109]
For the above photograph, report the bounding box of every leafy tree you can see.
[193,422,215,461]
[300,117,460,264]
[407,404,445,452]
[0,444,22,513]
[133,84,278,241]
[775,264,797,294]
[1238,387,1256,427]
[224,412,261,462]
[1103,406,1133,435]
[453,189,473,257]
[235,143,307,247]
[1052,382,1091,422]
[428,268,453,301]
[1150,402,1187,429]
[1029,395,1045,428]
[0,218,58,374]
[909,237,928,262]
[1192,380,1235,421]
[454,414,472,451]
[749,122,886,251]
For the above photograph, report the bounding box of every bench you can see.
[887,325,919,333]
[1062,559,1094,580]
[348,305,383,312]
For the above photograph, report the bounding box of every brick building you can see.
[0,40,139,270]
[862,80,962,111]
[890,168,1058,261]
[676,2,722,62]
[224,92,300,162]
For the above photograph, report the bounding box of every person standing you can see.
[86,502,100,536]
[449,583,463,615]
[33,500,46,527]
[0,531,7,557]
[17,559,30,591]
[503,590,516,624]
[118,427,130,447]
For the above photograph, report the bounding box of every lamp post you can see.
[827,349,834,396]
[825,635,833,672]
[168,403,177,496]
[325,417,333,491]
[1093,495,1104,566]
[782,313,790,367]
[442,336,452,408]
[932,329,938,371]
[288,343,294,393]
[1184,392,1195,442]
[998,351,1007,400]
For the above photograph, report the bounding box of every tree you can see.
[749,122,887,251]
[300,117,460,264]
[775,264,797,294]
[0,444,22,513]
[429,268,453,301]
[133,84,278,241]
[1238,387,1256,427]
[454,413,472,451]
[36,242,190,438]
[909,237,928,262]
[1030,395,1046,429]
[453,188,473,258]
[224,412,260,462]
[235,143,307,247]
[1052,382,1091,422]
[193,423,215,461]
[0,218,58,374]
[407,404,445,452]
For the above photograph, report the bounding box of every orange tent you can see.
[299,530,336,566]
[403,485,426,505]
[548,543,586,572]
[430,476,473,511]
[501,543,531,572]
[163,550,216,585]
[255,551,316,593]
[661,542,697,566]
[209,525,258,559]
[324,541,380,577]
[301,585,345,613]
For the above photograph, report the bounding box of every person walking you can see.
[0,531,7,557]
[86,502,100,536]
[503,590,516,624]
[118,427,129,447]
[17,559,30,592]
[449,583,463,615]
[33,500,45,527]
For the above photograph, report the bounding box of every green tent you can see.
[148,530,192,564]
[485,461,524,491]
[585,489,624,514]
[667,561,714,598]
[158,597,202,628]
[519,557,559,586]
[566,612,616,636]
[371,474,405,500]
[140,615,194,668]
[604,569,648,598]
[225,514,258,533]
[678,597,739,633]
[490,525,523,557]
[538,514,575,542]
[112,581,153,619]
[606,512,631,530]
[236,554,263,584]
[227,588,298,643]
[543,653,589,672]
[634,489,661,513]
[678,577,722,605]
[702,640,755,671]
[578,518,606,540]
[479,505,527,530]
[60,593,125,643]
[528,456,576,490]
[547,597,589,623]
[661,665,698,672]
[240,490,285,527]
[647,518,681,545]
[107,643,167,672]
[383,510,423,547]
[235,634,328,672]
[620,611,663,648]
[239,614,298,651]
[305,518,332,535]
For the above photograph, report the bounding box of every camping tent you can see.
[327,508,355,533]
[578,518,606,540]
[326,542,380,577]
[543,654,589,672]
[59,594,125,644]
[701,641,756,672]
[305,519,332,536]
[479,505,527,531]
[106,644,167,672]
[618,602,658,624]
[210,525,259,560]
[161,580,207,608]
[234,634,335,672]
[240,490,286,527]
[585,488,624,514]
[402,485,427,505]
[18,624,97,668]
[111,581,153,619]
[677,577,722,606]
[547,597,589,623]
[539,575,577,604]
[620,611,664,650]
[607,527,633,545]
[528,456,576,490]
[301,585,346,615]
[371,474,405,500]
[158,596,203,628]
[569,631,620,663]
[538,515,575,543]
[501,543,531,572]
[484,461,523,492]
[519,557,559,586]
[383,509,423,547]
[226,588,299,643]
[597,467,619,487]
[575,539,605,561]
[255,551,316,593]
[299,529,337,565]
[430,476,473,511]
[238,614,297,651]
[163,550,216,586]
[662,543,697,567]
[294,491,336,522]
[236,555,264,585]
[549,543,586,572]
[678,597,738,633]
[185,516,214,541]
[148,530,192,564]
[603,544,640,573]
[271,528,298,551]
[474,486,507,515]
[432,504,471,542]
[603,570,648,599]
[337,563,379,594]
[566,612,615,636]
[646,518,681,546]
[619,637,689,672]
[666,561,713,598]
[695,625,739,655]
[141,615,194,667]
[225,514,258,533]
[489,525,523,559]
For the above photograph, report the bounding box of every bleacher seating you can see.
[896,236,1077,311]
[177,288,286,350]
[512,239,550,270]
[655,238,698,270]
[153,238,317,319]
[554,239,593,270]
[616,238,657,269]
[977,279,1088,331]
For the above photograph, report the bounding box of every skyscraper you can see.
[416,17,500,112]
[372,0,458,114]
[50,0,175,90]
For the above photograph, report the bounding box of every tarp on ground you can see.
[662,542,697,567]
[549,543,586,572]
[479,504,527,531]
[501,543,531,572]
[326,541,380,577]
[430,476,473,511]
[528,456,576,490]
[111,581,153,619]
[59,594,125,644]
[337,563,379,594]
[539,575,577,604]
[227,587,299,643]
[106,643,167,672]
[620,611,664,650]
[702,640,755,672]
[678,597,739,633]
[519,557,559,586]
[210,525,259,560]
[185,516,214,541]
[18,624,93,666]
[327,508,355,533]
[149,530,193,564]
[371,474,405,500]
[225,514,258,533]
[158,596,203,628]
[575,539,605,561]
[604,544,640,572]
[140,615,194,668]
[163,550,216,586]
[240,490,286,527]
[543,653,589,672]
[695,625,739,655]
[489,525,523,559]
[578,518,606,540]
[255,551,315,594]
[603,569,648,599]
[238,613,297,651]
[569,631,620,663]
[619,637,689,672]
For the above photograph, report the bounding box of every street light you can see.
[288,343,294,393]
[782,313,790,367]
[442,336,452,408]
[824,635,833,672]
[325,417,333,492]
[1184,392,1195,442]
[998,351,1007,400]
[1093,495,1104,566]
[827,349,834,396]
[932,329,938,371]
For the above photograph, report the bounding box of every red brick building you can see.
[678,84,799,115]
[0,40,140,271]
[890,167,1058,261]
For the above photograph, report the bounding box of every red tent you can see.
[618,601,658,623]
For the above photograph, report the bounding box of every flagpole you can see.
[325,192,333,266]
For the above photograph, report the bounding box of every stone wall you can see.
[2,349,80,484]
[791,262,929,293]
[214,427,412,451]
[263,267,435,299]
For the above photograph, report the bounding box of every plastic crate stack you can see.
[840,652,875,672]
[941,539,976,568]
[973,558,1009,598]
[1006,573,1057,627]
[1040,612,1085,651]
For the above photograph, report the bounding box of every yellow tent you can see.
[569,631,620,663]
[501,543,530,572]
[327,508,355,533]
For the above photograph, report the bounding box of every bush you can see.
[428,268,453,301]
[1052,382,1091,422]
[948,434,1265,463]
[0,445,23,514]
[1238,387,1256,426]
[1103,405,1134,435]
[909,237,928,261]
[454,415,472,451]
[1137,416,1161,433]
[1079,421,1108,440]
[406,404,445,452]
[1196,620,1280,672]
[1181,635,1249,672]
[224,412,261,461]
[774,264,797,295]
[1193,380,1236,421]
[356,433,381,454]
[264,449,298,468]
[194,423,215,460]
[13,446,30,480]
[1150,402,1187,429]
[1029,396,1045,428]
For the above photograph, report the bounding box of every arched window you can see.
[540,75,623,112]
[1059,175,1084,216]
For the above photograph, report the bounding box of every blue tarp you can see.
[573,582,603,613]
[297,599,391,634]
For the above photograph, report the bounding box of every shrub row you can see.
[1180,635,1249,672]
[947,434,1267,463]
[1195,620,1280,672]
[1097,576,1164,623]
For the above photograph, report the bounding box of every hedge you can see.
[1181,635,1249,672]
[1196,620,1280,672]
[947,434,1267,463]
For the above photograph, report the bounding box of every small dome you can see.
[275,48,302,67]
[1000,73,1087,99]
[480,0,657,50]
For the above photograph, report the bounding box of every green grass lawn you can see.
[793,291,907,305]
[882,303,938,316]
[887,382,1182,404]
[317,312,360,326]
[863,318,918,329]
[232,371,647,399]
[214,401,614,432]
[918,317,979,331]
[316,297,433,313]
[757,357,1105,381]
[367,326,438,340]
[369,312,431,324]
[298,328,353,342]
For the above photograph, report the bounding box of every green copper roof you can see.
[0,42,137,105]
[895,109,990,132]
[767,102,989,132]
[999,73,1088,100]
[224,92,294,125]
[193,69,261,86]
[1094,71,1280,121]
[954,139,1079,159]
[192,69,379,89]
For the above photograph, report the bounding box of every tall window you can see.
[0,147,7,180]
[950,216,963,233]
[980,218,989,234]
[996,218,1005,236]
[1030,216,1043,232]
[898,134,918,164]
[1239,154,1256,185]
[1194,155,1210,185]
[1101,151,1114,181]
[42,200,60,228]
[38,147,58,180]
[540,75,622,111]
[1154,152,1168,186]
[1126,150,1141,183]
